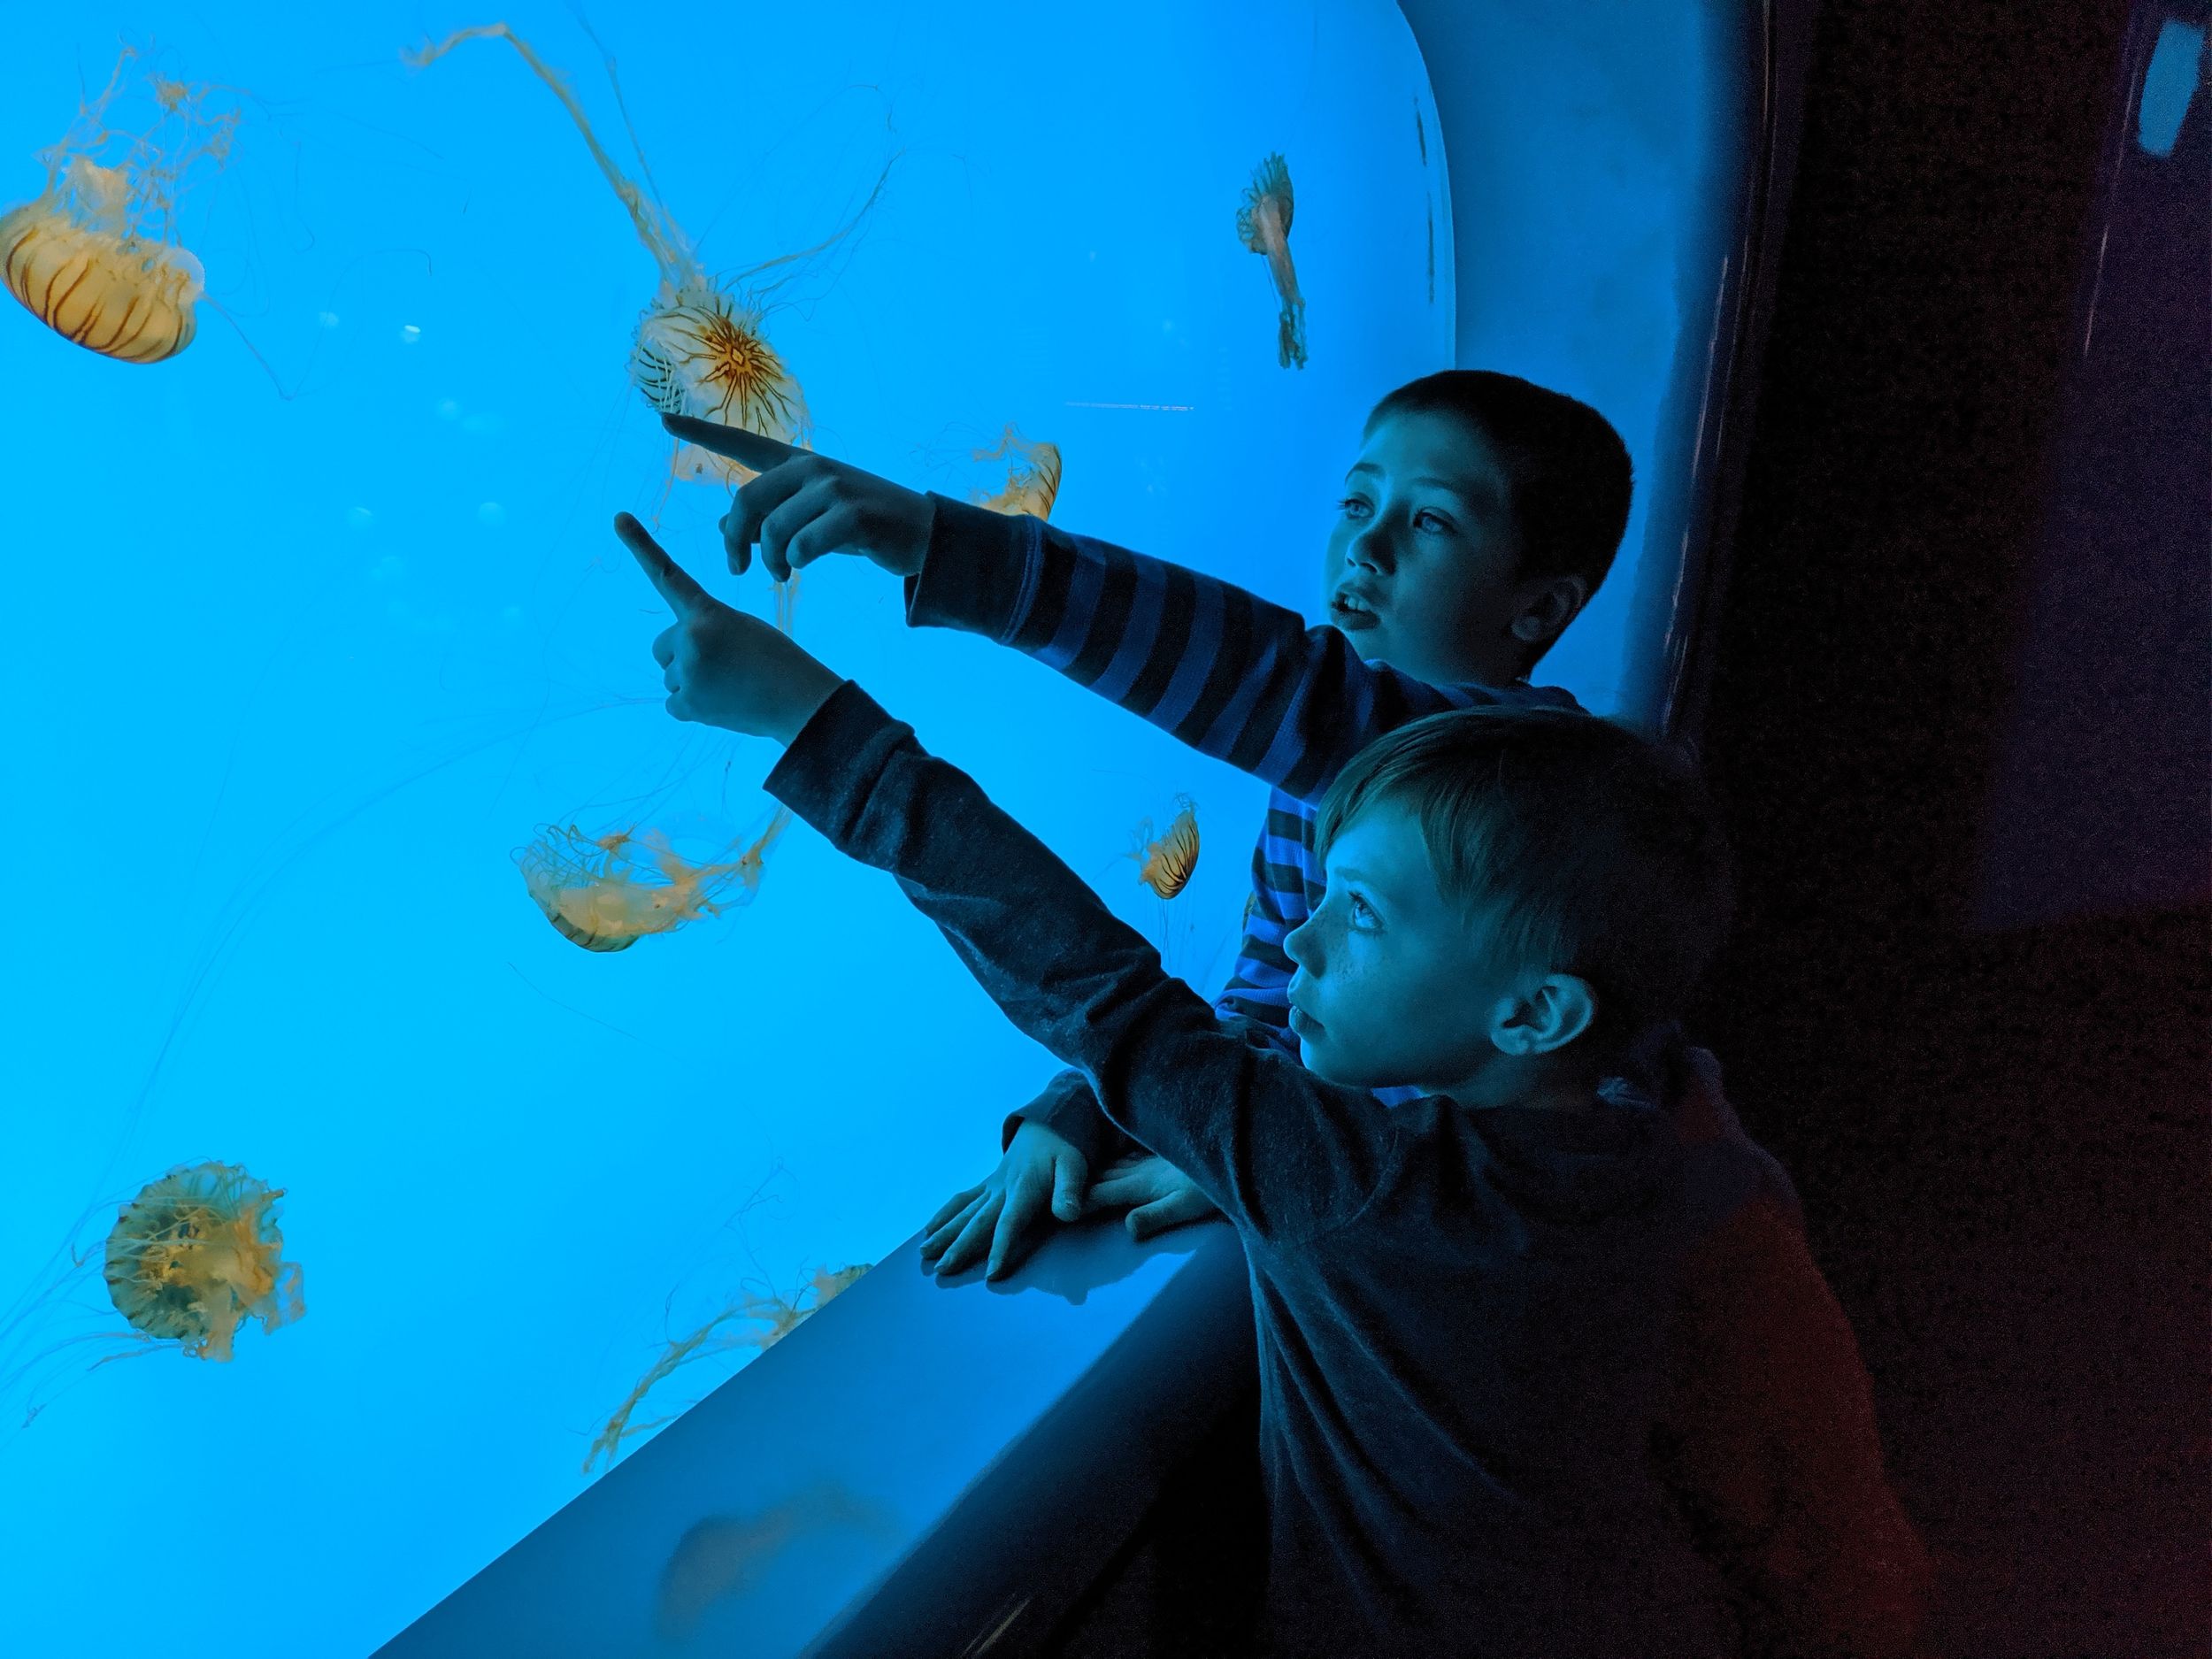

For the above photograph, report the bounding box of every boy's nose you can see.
[1347,526,1392,574]
[1284,922,1315,972]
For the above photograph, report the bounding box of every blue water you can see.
[0,4,1707,1652]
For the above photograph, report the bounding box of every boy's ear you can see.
[1489,975,1597,1056]
[1509,576,1590,648]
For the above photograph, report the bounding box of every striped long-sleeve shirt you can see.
[902,495,1580,1167]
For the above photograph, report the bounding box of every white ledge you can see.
[375,1217,1254,1658]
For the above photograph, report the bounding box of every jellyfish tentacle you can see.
[405,23,702,296]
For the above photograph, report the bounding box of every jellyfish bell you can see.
[1130,795,1201,901]
[634,288,810,488]
[1,190,206,363]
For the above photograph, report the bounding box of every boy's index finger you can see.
[662,412,803,472]
[613,512,708,615]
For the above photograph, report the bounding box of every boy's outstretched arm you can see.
[613,511,1396,1240]
[663,414,1576,802]
[761,678,1397,1240]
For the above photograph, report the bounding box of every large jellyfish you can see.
[0,47,240,364]
[2,1160,303,1427]
[104,1161,304,1362]
[404,22,891,488]
[1236,153,1307,370]
[583,1262,869,1473]
[517,807,792,953]
[972,425,1063,520]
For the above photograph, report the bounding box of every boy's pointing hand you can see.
[661,414,935,584]
[616,512,841,745]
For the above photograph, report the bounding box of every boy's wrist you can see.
[762,658,846,746]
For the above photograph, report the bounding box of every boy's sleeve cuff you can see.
[762,678,903,830]
[903,494,1040,643]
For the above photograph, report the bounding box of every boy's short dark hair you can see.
[1366,370,1633,605]
[1316,703,1732,1056]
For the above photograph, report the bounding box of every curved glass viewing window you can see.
[0,4,1806,1655]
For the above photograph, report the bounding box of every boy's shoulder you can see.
[1427,674,1584,714]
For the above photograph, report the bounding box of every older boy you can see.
[617,507,1764,1655]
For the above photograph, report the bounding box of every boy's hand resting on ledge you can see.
[919,1120,1092,1282]
[661,412,935,583]
[615,512,842,745]
[1085,1151,1222,1241]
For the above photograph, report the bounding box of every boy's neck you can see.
[1432,1055,1605,1115]
[1386,639,1539,690]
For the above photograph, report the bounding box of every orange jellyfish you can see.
[1,1158,303,1428]
[1236,153,1307,370]
[583,1261,870,1473]
[972,425,1063,520]
[737,1263,868,1353]
[1129,795,1201,901]
[0,47,240,364]
[517,806,793,953]
[104,1161,303,1363]
[404,22,890,489]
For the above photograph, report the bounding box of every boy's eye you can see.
[1338,495,1372,518]
[1414,509,1455,534]
[1349,895,1378,926]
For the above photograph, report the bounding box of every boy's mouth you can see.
[1328,589,1382,631]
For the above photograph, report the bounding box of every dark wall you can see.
[1690,5,2209,1656]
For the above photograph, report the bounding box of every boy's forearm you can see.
[767,680,1397,1238]
[1002,1070,1136,1169]
[765,680,1214,1150]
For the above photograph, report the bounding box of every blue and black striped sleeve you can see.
[904,497,1576,800]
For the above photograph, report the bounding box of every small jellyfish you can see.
[737,1263,868,1353]
[584,1261,872,1473]
[1129,796,1200,901]
[405,23,890,489]
[1235,153,1307,370]
[0,48,240,364]
[104,1161,304,1363]
[972,425,1063,520]
[517,808,792,953]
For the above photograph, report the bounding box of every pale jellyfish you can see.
[404,22,890,488]
[1236,153,1307,369]
[516,809,792,954]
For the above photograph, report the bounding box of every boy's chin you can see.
[1301,1039,1381,1089]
